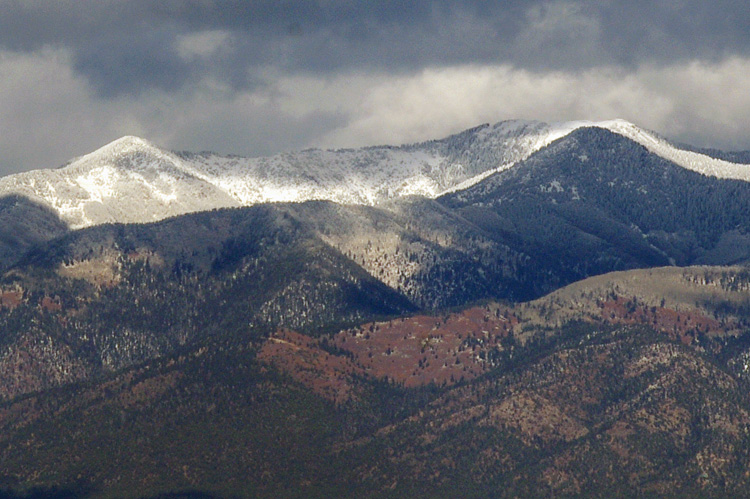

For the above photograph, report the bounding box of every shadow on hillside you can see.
[0,484,95,499]
[145,492,221,499]
[0,194,68,270]
[0,485,223,499]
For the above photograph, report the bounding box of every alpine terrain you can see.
[2,119,750,498]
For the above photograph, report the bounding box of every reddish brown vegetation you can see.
[0,289,65,313]
[0,290,22,309]
[40,295,62,312]
[258,296,735,395]
[258,329,366,404]
[257,307,520,394]
[330,306,518,387]
[598,297,721,345]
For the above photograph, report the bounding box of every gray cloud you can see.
[3,1,750,97]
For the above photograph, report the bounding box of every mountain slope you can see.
[4,118,750,498]
[4,124,750,331]
[0,205,416,402]
[2,126,749,360]
[283,199,535,307]
[0,195,68,271]
[440,126,750,292]
[577,119,750,182]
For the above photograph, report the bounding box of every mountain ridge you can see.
[3,119,749,230]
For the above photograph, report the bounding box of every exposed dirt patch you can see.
[39,296,62,312]
[57,256,120,287]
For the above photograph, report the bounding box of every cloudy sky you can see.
[2,0,750,175]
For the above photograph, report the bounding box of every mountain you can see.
[2,120,749,231]
[0,136,240,229]
[2,123,750,332]
[3,118,750,497]
[282,199,534,308]
[441,126,750,286]
[3,124,750,396]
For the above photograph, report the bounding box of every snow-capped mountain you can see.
[1,119,748,229]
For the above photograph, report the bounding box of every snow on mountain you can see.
[444,119,750,193]
[0,136,240,228]
[1,120,748,229]
[598,119,750,181]
[0,123,564,228]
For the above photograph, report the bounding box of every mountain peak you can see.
[108,134,153,148]
[85,135,162,160]
[63,135,180,177]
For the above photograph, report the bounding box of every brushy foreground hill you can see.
[2,265,750,497]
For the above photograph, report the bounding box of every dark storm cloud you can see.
[73,27,192,97]
[3,0,749,97]
[596,1,750,64]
